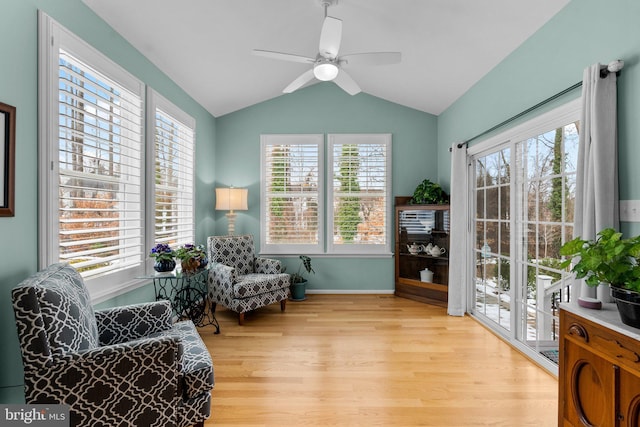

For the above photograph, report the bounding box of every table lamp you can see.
[215,187,248,235]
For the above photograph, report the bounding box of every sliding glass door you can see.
[469,101,580,370]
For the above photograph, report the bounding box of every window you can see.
[328,134,392,254]
[260,133,391,255]
[39,14,196,301]
[469,98,580,369]
[261,134,324,254]
[147,91,196,251]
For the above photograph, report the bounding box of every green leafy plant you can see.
[410,179,449,205]
[560,228,640,292]
[175,243,208,272]
[290,255,315,284]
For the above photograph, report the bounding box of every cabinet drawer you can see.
[562,310,640,373]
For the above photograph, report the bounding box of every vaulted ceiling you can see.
[82,0,570,117]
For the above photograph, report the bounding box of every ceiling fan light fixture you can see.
[313,61,339,81]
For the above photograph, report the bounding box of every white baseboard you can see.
[306,289,395,295]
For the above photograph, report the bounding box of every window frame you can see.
[260,133,392,256]
[145,90,196,273]
[466,97,581,372]
[38,13,197,302]
[260,134,325,255]
[327,133,392,255]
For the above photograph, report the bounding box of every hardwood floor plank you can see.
[199,294,557,426]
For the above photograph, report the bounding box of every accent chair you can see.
[11,262,214,427]
[207,234,290,325]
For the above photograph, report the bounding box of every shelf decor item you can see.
[175,243,208,274]
[409,179,449,205]
[560,228,640,328]
[149,243,176,272]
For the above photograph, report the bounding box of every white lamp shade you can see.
[215,187,248,211]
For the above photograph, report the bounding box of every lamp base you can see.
[226,212,237,235]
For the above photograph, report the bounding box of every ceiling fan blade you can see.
[252,49,315,64]
[333,70,361,96]
[319,16,342,59]
[339,52,402,67]
[283,69,316,93]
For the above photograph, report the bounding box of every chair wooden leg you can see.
[281,299,286,312]
[194,422,204,427]
[238,312,244,325]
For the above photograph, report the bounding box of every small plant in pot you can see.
[410,179,449,205]
[175,243,208,274]
[149,243,176,272]
[560,228,640,328]
[289,255,315,301]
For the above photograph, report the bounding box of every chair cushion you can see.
[155,321,214,399]
[233,273,290,299]
[21,263,99,355]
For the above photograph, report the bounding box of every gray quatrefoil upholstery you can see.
[11,262,214,427]
[207,234,290,324]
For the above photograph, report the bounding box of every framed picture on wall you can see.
[0,101,15,217]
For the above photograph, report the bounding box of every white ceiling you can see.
[82,0,570,118]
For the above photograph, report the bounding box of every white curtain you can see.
[574,63,619,302]
[448,143,468,316]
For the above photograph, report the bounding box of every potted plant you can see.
[289,255,315,301]
[175,243,208,274]
[410,179,449,205]
[560,228,640,328]
[149,243,176,272]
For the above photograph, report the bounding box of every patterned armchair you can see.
[207,235,290,325]
[11,263,214,427]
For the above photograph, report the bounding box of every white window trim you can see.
[260,134,325,255]
[39,16,199,304]
[260,133,392,256]
[145,89,196,274]
[39,12,148,302]
[327,133,393,255]
[468,98,582,156]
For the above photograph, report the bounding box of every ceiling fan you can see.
[252,0,401,95]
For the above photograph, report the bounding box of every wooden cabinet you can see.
[394,197,449,306]
[559,305,640,426]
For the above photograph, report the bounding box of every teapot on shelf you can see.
[407,243,424,254]
[429,245,446,257]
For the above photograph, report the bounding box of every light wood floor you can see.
[198,294,558,426]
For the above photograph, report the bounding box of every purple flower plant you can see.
[149,243,175,261]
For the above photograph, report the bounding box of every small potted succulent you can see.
[289,255,315,301]
[149,243,176,272]
[560,228,640,328]
[175,243,208,274]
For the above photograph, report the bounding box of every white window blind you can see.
[260,134,324,254]
[328,134,392,254]
[57,49,144,279]
[152,94,196,249]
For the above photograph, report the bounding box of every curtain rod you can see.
[451,60,624,151]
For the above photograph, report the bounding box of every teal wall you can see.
[437,0,640,218]
[0,0,216,401]
[215,82,437,291]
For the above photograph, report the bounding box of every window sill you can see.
[260,252,394,259]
